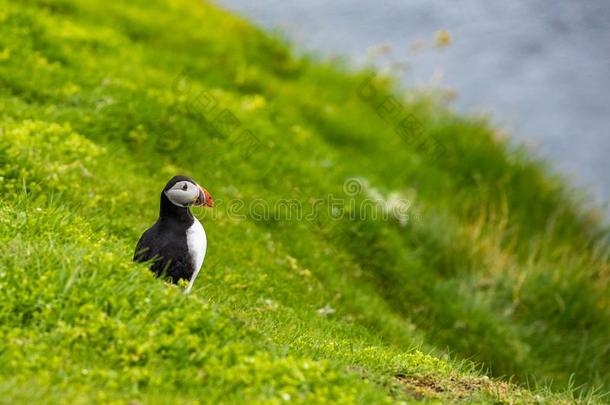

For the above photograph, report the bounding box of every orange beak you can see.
[196,186,214,207]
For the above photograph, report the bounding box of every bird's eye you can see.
[182,184,188,191]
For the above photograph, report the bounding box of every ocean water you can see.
[216,0,610,211]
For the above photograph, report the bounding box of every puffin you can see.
[134,175,214,293]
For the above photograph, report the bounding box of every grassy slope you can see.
[0,0,609,403]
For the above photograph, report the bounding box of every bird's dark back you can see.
[133,217,193,282]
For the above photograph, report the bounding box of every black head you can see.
[160,175,213,220]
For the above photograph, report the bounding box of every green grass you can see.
[1,0,609,403]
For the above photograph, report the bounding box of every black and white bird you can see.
[134,175,214,293]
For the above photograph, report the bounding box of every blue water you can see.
[216,0,610,211]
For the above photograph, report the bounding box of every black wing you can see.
[134,226,156,263]
[133,223,193,283]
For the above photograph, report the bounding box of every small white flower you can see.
[317,305,335,316]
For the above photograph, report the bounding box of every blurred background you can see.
[217,0,610,212]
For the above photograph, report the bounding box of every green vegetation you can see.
[1,0,608,403]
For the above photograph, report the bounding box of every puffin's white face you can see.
[164,180,213,208]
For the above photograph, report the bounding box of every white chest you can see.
[186,218,206,278]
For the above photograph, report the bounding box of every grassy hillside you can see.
[1,0,609,403]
